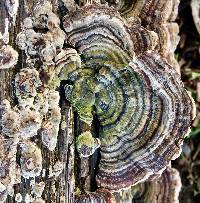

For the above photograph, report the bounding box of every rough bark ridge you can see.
[0,1,76,202]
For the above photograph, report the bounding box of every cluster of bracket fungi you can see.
[0,0,197,202]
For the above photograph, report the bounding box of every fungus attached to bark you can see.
[41,91,61,151]
[15,68,42,107]
[1,0,195,201]
[1,101,42,138]
[19,141,42,179]
[117,167,181,203]
[76,131,100,157]
[61,4,195,191]
[110,0,181,71]
[0,45,18,69]
[0,135,20,203]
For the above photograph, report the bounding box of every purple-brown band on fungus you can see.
[61,3,195,191]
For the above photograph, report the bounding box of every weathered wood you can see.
[0,0,101,202]
[0,1,76,202]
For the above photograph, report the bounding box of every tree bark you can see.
[0,1,82,202]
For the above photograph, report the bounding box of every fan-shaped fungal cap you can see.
[96,53,194,190]
[17,108,42,138]
[112,0,180,63]
[41,120,58,151]
[15,68,42,107]
[0,136,20,202]
[41,104,61,151]
[130,167,181,203]
[114,0,174,24]
[76,131,100,157]
[0,45,18,69]
[19,141,42,178]
[16,1,65,59]
[62,4,195,191]
[75,188,116,203]
[1,104,42,138]
[1,108,21,137]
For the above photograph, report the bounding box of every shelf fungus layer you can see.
[61,4,195,191]
[117,167,181,203]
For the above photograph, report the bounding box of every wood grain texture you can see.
[0,1,77,202]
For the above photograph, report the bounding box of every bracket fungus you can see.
[1,100,42,139]
[14,68,42,107]
[117,167,181,203]
[76,131,100,157]
[0,0,196,201]
[0,135,20,202]
[0,11,18,70]
[0,45,18,70]
[61,3,195,191]
[19,141,42,179]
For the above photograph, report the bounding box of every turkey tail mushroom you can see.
[116,167,181,203]
[61,4,195,191]
[108,0,181,69]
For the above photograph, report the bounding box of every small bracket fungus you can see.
[31,181,45,198]
[1,2,19,68]
[0,45,18,69]
[76,131,100,157]
[117,167,181,203]
[0,135,20,203]
[1,101,42,139]
[14,68,42,107]
[19,141,42,179]
[15,193,23,203]
[61,3,195,191]
[41,91,61,151]
[132,167,182,203]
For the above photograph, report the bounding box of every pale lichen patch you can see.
[15,193,23,202]
[0,45,18,69]
[19,141,42,179]
[31,182,45,198]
